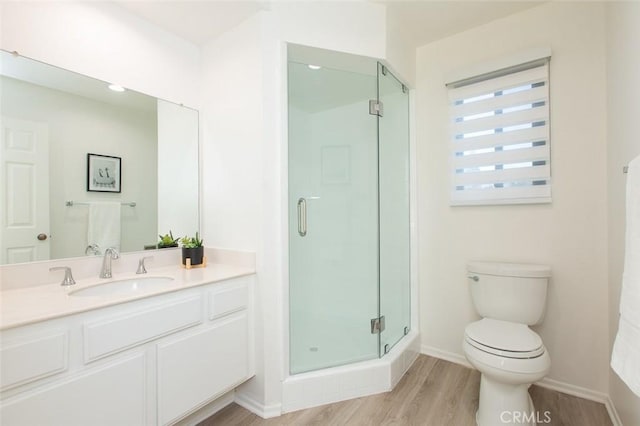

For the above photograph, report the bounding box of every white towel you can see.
[612,154,640,397]
[87,202,121,252]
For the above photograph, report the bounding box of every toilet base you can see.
[476,374,537,426]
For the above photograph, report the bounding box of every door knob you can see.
[37,233,48,241]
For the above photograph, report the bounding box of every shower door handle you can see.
[297,197,307,237]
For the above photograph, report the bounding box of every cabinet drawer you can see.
[84,296,202,362]
[208,280,248,320]
[0,331,68,391]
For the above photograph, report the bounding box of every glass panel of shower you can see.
[378,63,411,355]
[288,46,410,374]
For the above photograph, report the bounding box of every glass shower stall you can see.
[288,45,411,374]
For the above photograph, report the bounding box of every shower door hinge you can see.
[370,315,386,334]
[369,100,384,117]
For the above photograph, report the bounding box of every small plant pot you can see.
[182,247,204,266]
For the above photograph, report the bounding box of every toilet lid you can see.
[465,318,543,354]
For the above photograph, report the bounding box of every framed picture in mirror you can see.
[87,153,121,193]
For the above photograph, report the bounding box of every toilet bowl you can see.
[464,318,550,426]
[463,262,551,426]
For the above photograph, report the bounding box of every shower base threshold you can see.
[280,330,420,413]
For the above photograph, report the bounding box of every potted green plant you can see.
[180,232,204,266]
[158,231,179,249]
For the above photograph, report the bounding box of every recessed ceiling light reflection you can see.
[308,65,321,70]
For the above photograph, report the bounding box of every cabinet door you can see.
[0,353,146,426]
[157,312,249,425]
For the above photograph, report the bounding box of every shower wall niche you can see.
[288,45,410,374]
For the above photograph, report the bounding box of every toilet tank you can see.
[467,262,551,325]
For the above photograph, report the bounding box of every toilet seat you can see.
[464,318,545,359]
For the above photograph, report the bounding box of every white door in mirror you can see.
[0,117,50,264]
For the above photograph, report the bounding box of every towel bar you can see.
[66,201,136,207]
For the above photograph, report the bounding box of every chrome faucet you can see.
[136,256,153,274]
[85,244,100,255]
[50,266,76,286]
[100,247,120,278]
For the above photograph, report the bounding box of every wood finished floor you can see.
[199,355,612,426]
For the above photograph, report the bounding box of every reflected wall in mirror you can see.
[0,50,199,265]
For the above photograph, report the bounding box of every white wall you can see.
[199,12,273,411]
[606,2,640,424]
[417,2,610,394]
[269,2,386,61]
[200,14,263,252]
[385,11,416,87]
[1,76,157,258]
[0,1,200,108]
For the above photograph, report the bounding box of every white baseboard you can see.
[604,395,623,426]
[536,377,608,404]
[234,391,282,419]
[420,345,621,426]
[536,378,622,426]
[421,344,471,368]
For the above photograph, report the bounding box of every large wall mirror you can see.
[0,50,199,265]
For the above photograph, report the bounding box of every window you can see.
[448,59,551,205]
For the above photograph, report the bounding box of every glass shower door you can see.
[288,61,379,374]
[378,63,411,354]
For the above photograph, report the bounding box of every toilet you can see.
[463,262,551,426]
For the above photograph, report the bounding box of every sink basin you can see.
[69,276,175,297]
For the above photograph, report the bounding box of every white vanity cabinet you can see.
[0,275,254,426]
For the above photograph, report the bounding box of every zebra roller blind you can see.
[448,60,551,206]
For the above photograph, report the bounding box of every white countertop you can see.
[0,249,255,331]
